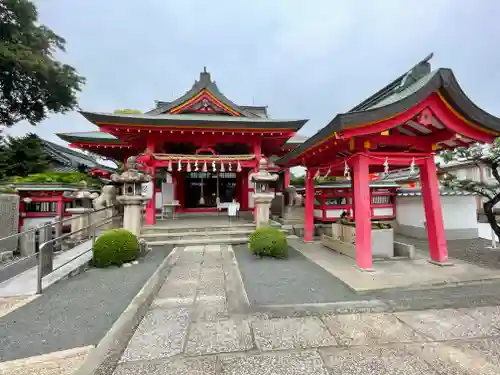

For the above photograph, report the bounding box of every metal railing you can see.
[0,206,122,292]
[36,208,123,294]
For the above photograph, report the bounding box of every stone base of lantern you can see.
[253,193,275,229]
[117,196,148,237]
[66,207,94,241]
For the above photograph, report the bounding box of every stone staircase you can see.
[141,222,257,246]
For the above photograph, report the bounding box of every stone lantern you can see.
[111,156,152,237]
[251,158,279,228]
[64,181,100,240]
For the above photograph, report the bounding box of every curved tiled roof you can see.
[278,54,500,166]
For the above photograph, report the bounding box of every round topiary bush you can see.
[249,227,288,259]
[93,229,140,268]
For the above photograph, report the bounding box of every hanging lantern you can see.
[167,160,172,172]
[212,160,216,172]
[177,159,182,171]
[383,157,389,175]
[203,161,207,172]
[220,161,225,172]
[187,161,191,172]
[194,160,199,172]
[228,162,232,171]
[344,161,351,180]
[409,157,416,174]
[236,161,242,172]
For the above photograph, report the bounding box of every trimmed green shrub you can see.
[249,227,288,259]
[93,229,139,267]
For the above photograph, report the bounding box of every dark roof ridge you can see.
[348,53,434,112]
[146,69,259,117]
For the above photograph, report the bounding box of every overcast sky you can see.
[6,0,500,157]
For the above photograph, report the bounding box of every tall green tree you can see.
[0,0,85,126]
[440,139,500,238]
[0,133,50,177]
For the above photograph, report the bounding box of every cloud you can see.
[6,0,500,148]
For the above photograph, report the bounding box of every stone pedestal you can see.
[253,194,274,228]
[66,207,94,240]
[117,196,147,237]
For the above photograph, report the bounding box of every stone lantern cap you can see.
[111,156,152,184]
[62,181,99,200]
[251,158,279,183]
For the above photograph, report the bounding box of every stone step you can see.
[142,223,255,234]
[141,228,256,241]
[147,236,250,246]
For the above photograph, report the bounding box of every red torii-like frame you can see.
[277,67,500,270]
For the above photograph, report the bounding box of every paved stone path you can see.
[113,244,500,374]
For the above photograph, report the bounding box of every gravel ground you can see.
[396,235,500,270]
[0,245,171,362]
[233,245,367,305]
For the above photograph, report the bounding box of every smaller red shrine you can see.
[278,53,500,270]
[58,68,308,224]
[311,181,398,222]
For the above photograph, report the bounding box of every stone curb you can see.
[73,247,179,375]
[250,300,391,317]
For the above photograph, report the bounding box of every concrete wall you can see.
[0,194,20,253]
[396,195,478,240]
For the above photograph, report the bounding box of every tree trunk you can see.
[483,194,500,240]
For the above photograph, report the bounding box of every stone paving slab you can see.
[320,345,438,375]
[119,307,190,363]
[252,317,337,351]
[412,340,500,375]
[113,356,217,375]
[289,239,500,293]
[322,313,426,346]
[185,318,253,355]
[219,350,330,375]
[193,295,227,321]
[395,308,500,340]
[0,346,92,375]
[156,279,198,300]
[0,295,37,318]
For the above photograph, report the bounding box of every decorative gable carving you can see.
[168,90,241,116]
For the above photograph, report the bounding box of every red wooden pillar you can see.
[241,168,249,210]
[351,154,372,270]
[145,140,156,225]
[420,157,448,263]
[304,168,315,242]
[350,169,356,219]
[253,139,262,221]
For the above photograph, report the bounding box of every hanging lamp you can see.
[236,161,242,172]
[167,160,172,172]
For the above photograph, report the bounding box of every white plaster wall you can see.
[373,207,394,217]
[396,195,477,229]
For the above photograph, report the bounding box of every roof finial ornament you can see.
[203,66,207,73]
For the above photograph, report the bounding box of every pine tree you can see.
[0,133,51,177]
[0,0,85,126]
[440,139,500,238]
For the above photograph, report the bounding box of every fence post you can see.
[37,222,53,294]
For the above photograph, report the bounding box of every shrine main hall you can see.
[58,54,500,269]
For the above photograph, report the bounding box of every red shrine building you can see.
[57,68,308,225]
[277,54,500,270]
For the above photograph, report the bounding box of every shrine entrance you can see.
[184,172,237,209]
